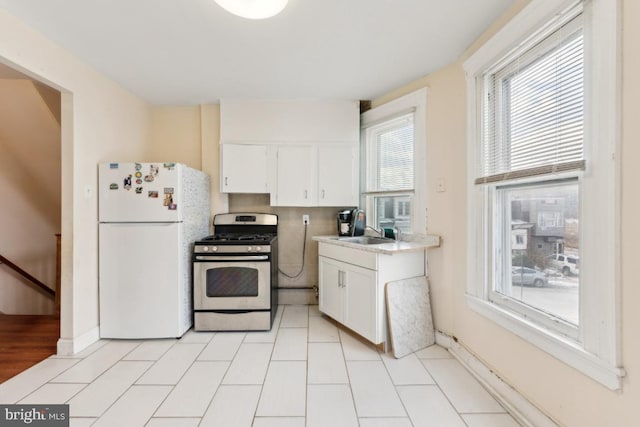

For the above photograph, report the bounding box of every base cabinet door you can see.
[318,257,343,322]
[319,256,377,342]
[343,264,377,342]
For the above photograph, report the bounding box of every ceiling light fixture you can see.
[214,0,288,20]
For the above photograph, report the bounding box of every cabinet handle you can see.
[338,270,343,287]
[321,189,325,199]
[224,177,228,186]
[304,189,308,199]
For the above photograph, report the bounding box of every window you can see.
[361,89,427,234]
[465,0,623,389]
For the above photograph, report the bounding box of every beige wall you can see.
[0,79,60,314]
[0,9,152,344]
[372,0,638,425]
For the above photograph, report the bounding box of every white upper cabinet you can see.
[220,99,359,143]
[317,144,358,206]
[219,99,360,203]
[220,144,268,193]
[273,145,315,206]
[271,143,358,207]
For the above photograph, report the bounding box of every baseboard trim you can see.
[56,326,100,356]
[435,331,558,427]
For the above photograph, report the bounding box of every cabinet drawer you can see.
[318,242,377,270]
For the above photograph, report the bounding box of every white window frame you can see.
[360,88,427,234]
[464,0,624,390]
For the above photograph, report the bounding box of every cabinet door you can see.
[318,257,343,322]
[274,145,315,206]
[221,144,268,193]
[343,264,377,342]
[318,144,358,206]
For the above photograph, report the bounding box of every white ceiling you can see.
[0,0,515,105]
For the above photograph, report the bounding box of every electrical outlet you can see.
[303,214,310,225]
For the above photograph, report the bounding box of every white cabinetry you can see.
[318,256,377,341]
[317,144,358,206]
[318,242,425,345]
[220,144,268,193]
[271,143,358,207]
[219,99,359,204]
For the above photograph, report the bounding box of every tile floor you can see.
[0,305,522,427]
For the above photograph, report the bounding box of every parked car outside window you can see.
[512,267,548,287]
[546,254,580,276]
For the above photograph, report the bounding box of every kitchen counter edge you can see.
[312,235,441,255]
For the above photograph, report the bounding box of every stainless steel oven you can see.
[192,213,278,331]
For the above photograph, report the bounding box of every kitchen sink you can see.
[338,236,395,245]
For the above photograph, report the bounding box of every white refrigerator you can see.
[98,162,210,338]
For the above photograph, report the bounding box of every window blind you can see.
[476,12,585,185]
[364,113,414,192]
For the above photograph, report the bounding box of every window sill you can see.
[466,294,625,390]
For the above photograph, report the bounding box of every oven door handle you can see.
[194,255,270,261]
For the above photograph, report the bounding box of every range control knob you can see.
[247,246,253,252]
[211,246,218,252]
[202,246,209,252]
[255,246,262,252]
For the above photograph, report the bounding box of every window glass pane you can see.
[497,181,580,325]
[368,195,412,233]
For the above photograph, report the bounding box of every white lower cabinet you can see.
[319,256,377,342]
[318,242,425,346]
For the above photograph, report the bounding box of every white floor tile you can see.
[421,358,505,413]
[200,385,261,427]
[347,361,405,417]
[280,305,309,327]
[462,413,522,427]
[198,332,246,360]
[67,361,152,416]
[18,383,86,404]
[0,357,80,403]
[123,339,176,361]
[358,418,413,427]
[307,384,358,427]
[136,343,204,385]
[222,343,273,384]
[397,385,466,427]
[243,308,282,344]
[256,361,306,416]
[308,304,322,317]
[155,361,229,417]
[271,327,308,361]
[307,342,348,384]
[52,341,141,383]
[339,329,381,361]
[414,344,452,359]
[308,315,339,342]
[145,418,201,427]
[179,329,215,343]
[380,352,435,385]
[91,385,171,427]
[252,417,305,427]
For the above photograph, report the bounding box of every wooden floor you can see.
[0,314,60,384]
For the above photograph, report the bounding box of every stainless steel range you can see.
[193,213,278,331]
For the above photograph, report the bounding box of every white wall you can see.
[0,9,152,349]
[372,0,639,425]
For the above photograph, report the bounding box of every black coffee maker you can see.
[337,208,366,237]
[337,209,353,236]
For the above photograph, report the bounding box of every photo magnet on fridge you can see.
[148,191,158,198]
[123,175,132,190]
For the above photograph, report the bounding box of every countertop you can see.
[312,234,441,255]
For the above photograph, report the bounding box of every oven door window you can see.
[206,267,259,297]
